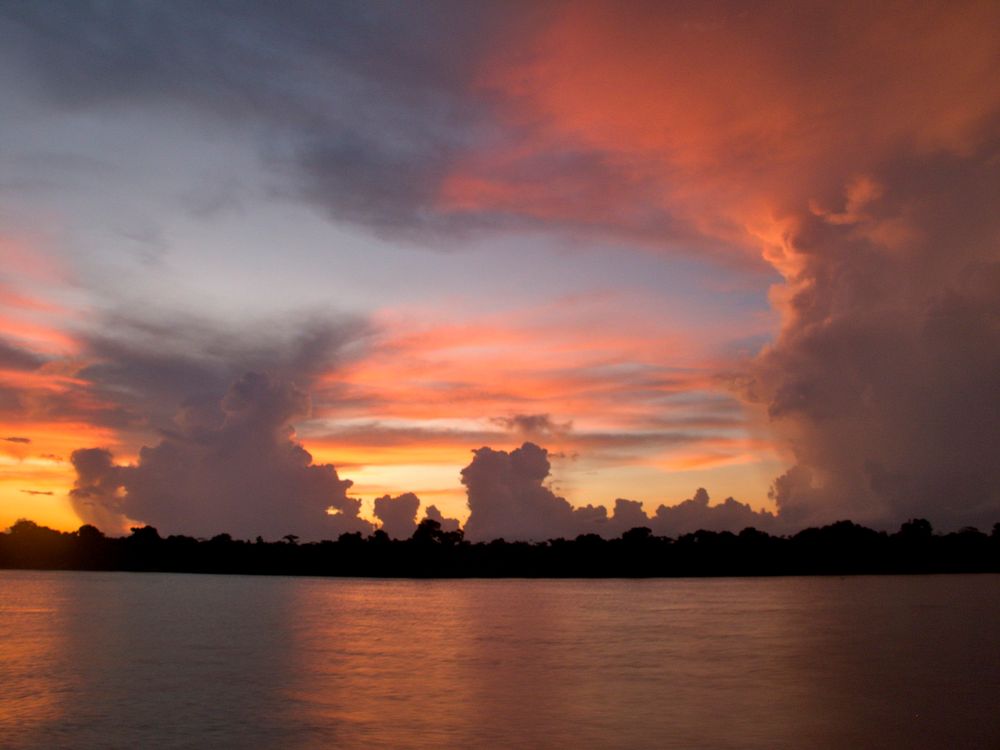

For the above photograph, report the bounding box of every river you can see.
[1,571,998,748]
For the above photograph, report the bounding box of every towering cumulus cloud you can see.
[70,373,372,540]
[373,492,420,540]
[462,443,576,541]
[750,167,1000,529]
[371,494,462,539]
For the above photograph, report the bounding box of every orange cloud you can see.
[653,437,780,472]
[0,316,80,355]
[442,2,1000,274]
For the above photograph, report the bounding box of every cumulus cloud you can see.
[750,188,1000,529]
[462,442,577,542]
[461,442,773,541]
[608,498,649,535]
[373,492,420,540]
[69,446,128,532]
[423,504,461,533]
[755,178,1000,528]
[70,372,372,540]
[650,488,778,537]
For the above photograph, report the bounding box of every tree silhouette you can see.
[900,518,933,539]
[0,517,997,578]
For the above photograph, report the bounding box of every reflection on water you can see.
[1,572,998,749]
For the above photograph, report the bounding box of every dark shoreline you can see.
[3,517,998,579]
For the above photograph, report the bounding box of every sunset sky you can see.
[1,1,997,539]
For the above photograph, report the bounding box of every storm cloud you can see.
[70,372,372,540]
[749,159,1000,529]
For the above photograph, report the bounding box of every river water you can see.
[1,571,998,749]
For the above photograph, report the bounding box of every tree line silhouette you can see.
[1,517,998,577]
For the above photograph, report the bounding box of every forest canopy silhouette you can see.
[2,516,997,578]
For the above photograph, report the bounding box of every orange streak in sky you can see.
[0,316,80,355]
[0,283,69,315]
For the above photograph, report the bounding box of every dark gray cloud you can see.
[0,308,372,445]
[372,492,420,540]
[461,441,773,541]
[0,1,712,247]
[747,143,1000,530]
[0,338,44,371]
[3,436,31,444]
[68,445,128,532]
[0,1,549,237]
[650,488,778,537]
[462,442,575,542]
[608,498,649,535]
[73,309,371,432]
[70,372,372,540]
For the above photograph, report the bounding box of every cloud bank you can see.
[462,442,776,541]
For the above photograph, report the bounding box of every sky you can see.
[1,1,998,540]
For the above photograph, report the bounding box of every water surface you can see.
[1,572,998,748]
